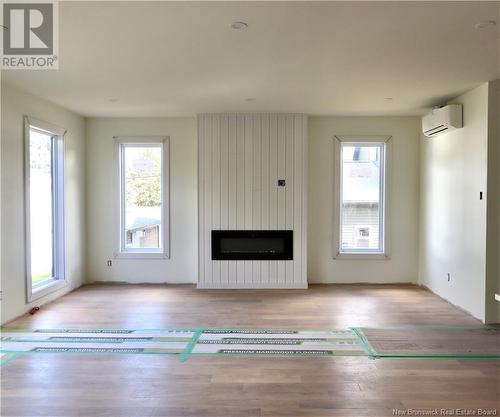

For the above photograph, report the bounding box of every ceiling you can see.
[2,1,499,117]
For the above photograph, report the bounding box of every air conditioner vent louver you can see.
[422,104,462,138]
[424,125,449,136]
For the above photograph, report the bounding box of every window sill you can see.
[28,278,67,302]
[114,251,170,260]
[334,252,390,260]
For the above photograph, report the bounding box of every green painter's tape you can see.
[179,328,204,363]
[0,352,24,368]
[350,327,377,359]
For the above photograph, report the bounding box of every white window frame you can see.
[333,135,392,260]
[24,116,67,302]
[114,136,170,259]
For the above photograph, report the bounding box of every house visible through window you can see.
[354,226,371,248]
[335,137,390,257]
[116,137,169,258]
[25,117,66,301]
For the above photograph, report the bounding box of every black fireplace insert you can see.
[212,230,293,260]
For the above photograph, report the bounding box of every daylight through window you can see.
[338,141,387,255]
[117,138,169,257]
[25,118,65,300]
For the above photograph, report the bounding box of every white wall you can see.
[86,117,197,284]
[1,82,86,324]
[198,114,308,289]
[308,117,420,283]
[485,80,499,323]
[419,83,489,321]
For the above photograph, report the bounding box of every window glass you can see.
[122,145,162,250]
[29,129,55,286]
[340,144,383,252]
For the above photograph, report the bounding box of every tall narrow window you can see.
[334,136,391,258]
[116,137,169,258]
[25,117,65,301]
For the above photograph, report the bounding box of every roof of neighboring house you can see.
[342,161,380,203]
[127,219,160,233]
[126,206,161,230]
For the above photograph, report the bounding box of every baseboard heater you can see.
[212,230,293,260]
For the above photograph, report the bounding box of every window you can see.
[24,117,66,301]
[333,136,391,258]
[115,137,169,258]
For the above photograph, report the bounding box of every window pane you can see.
[123,146,162,249]
[340,144,382,252]
[29,129,54,285]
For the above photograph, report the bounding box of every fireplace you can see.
[212,230,293,260]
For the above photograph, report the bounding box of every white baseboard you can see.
[197,283,308,289]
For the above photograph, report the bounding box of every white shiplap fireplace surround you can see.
[198,113,308,289]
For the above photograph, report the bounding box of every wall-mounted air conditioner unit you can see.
[422,104,463,137]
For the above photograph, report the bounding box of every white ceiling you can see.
[2,1,499,117]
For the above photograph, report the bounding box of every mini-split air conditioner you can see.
[422,104,463,137]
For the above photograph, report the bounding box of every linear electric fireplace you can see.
[212,230,293,260]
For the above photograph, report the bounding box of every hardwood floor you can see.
[2,284,499,417]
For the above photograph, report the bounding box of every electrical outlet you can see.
[107,260,112,267]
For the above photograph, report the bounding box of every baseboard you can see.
[1,283,84,326]
[307,281,418,286]
[419,283,485,323]
[89,280,196,286]
[197,283,308,289]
